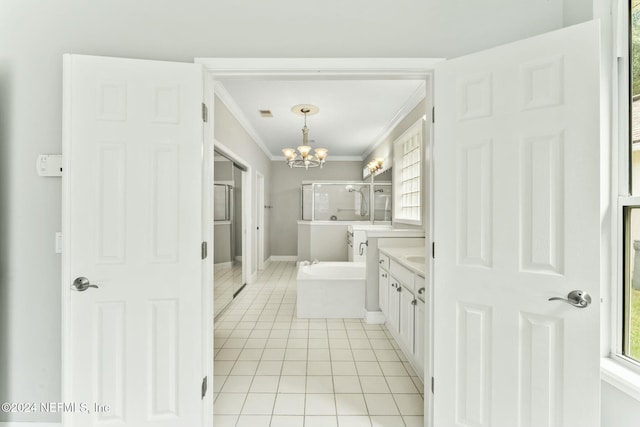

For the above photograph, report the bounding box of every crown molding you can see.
[362,81,426,160]
[213,81,274,160]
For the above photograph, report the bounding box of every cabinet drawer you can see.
[390,260,414,291]
[378,253,390,270]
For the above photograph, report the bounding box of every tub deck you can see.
[296,262,366,318]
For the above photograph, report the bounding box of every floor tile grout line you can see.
[214,261,423,423]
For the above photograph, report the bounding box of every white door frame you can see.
[256,171,265,270]
[197,58,443,427]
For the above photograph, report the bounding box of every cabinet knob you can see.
[411,299,417,306]
[382,273,387,278]
[379,260,384,264]
[396,286,402,292]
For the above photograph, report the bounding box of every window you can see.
[393,119,424,225]
[623,0,640,365]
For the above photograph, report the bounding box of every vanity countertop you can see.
[365,229,425,238]
[378,246,426,276]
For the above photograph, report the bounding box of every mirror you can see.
[213,150,245,316]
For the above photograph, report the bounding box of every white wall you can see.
[0,0,588,422]
[602,381,640,426]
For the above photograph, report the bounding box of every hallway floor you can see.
[214,261,425,427]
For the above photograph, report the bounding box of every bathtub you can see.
[296,262,366,318]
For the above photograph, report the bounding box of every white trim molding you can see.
[0,423,60,427]
[270,255,298,262]
[263,256,272,268]
[195,57,445,77]
[602,357,640,402]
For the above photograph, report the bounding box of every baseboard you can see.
[214,261,233,269]
[262,257,272,268]
[270,256,297,262]
[364,310,386,324]
[0,423,60,426]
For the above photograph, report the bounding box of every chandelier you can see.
[282,104,328,169]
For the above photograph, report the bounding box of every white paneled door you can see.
[434,21,601,427]
[62,55,205,426]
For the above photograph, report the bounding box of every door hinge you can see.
[431,106,435,123]
[431,376,434,394]
[202,103,208,123]
[201,376,208,399]
[432,242,435,259]
[201,241,208,260]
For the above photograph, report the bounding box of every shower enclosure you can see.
[301,181,391,222]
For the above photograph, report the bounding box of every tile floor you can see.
[214,261,425,427]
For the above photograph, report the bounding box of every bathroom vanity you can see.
[378,245,426,379]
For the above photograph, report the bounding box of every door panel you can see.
[434,21,601,427]
[62,54,204,426]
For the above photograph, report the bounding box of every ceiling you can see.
[216,78,426,160]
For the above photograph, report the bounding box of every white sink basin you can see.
[405,255,425,264]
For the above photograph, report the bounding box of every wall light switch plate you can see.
[37,154,63,177]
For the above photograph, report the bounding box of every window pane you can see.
[624,207,640,361]
[632,1,640,193]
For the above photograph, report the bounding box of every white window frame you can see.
[393,118,425,226]
[602,0,640,399]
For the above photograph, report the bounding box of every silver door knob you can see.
[548,290,591,308]
[72,277,99,292]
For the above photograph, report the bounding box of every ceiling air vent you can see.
[259,109,273,118]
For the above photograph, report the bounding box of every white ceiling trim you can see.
[213,81,274,160]
[361,81,426,160]
[196,57,444,78]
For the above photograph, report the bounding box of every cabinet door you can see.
[414,298,425,375]
[399,287,415,353]
[379,267,389,317]
[387,278,400,334]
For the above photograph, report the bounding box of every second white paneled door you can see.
[434,21,602,427]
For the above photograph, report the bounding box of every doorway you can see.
[256,171,266,270]
[214,148,248,317]
[199,59,438,427]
